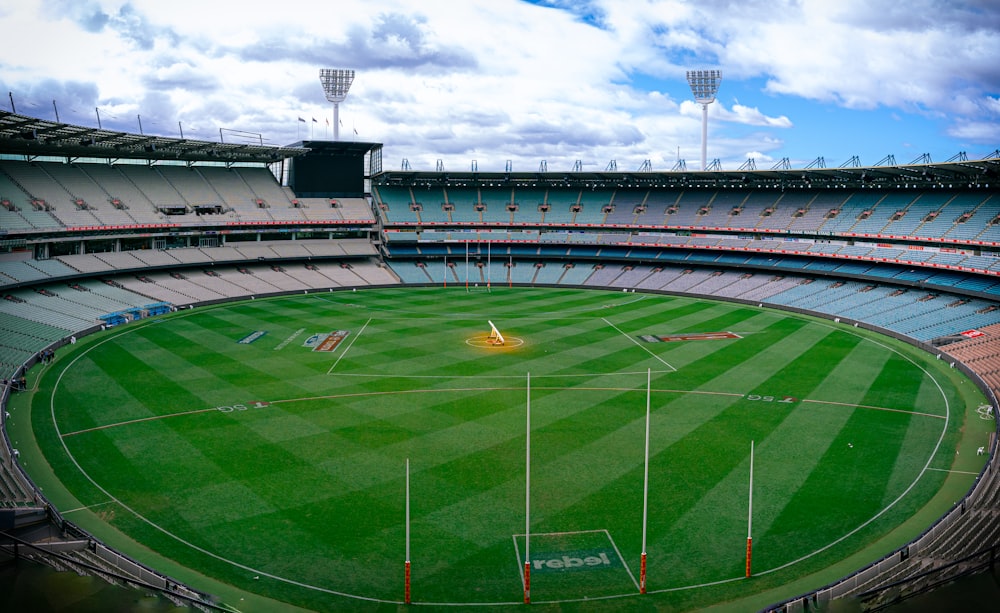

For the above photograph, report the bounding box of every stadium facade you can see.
[1,108,999,610]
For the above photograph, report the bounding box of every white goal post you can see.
[487,320,505,345]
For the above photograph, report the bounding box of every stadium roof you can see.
[375,154,1000,190]
[1,109,996,188]
[0,111,308,164]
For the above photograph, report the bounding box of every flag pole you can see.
[487,241,492,291]
[405,458,411,603]
[465,241,469,291]
[746,440,754,578]
[640,368,651,593]
[524,371,531,604]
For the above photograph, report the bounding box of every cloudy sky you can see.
[1,0,998,173]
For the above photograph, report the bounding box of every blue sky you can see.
[0,0,997,172]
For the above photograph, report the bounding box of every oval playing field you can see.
[30,286,986,611]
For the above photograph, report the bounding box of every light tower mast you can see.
[319,68,355,140]
[686,69,722,171]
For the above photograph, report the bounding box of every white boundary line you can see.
[40,290,970,608]
[602,317,677,371]
[710,321,955,584]
[49,317,404,605]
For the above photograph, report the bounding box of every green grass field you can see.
[22,286,993,611]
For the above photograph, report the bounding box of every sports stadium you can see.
[0,99,998,613]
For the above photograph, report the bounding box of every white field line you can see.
[58,385,941,440]
[57,385,737,438]
[601,317,676,371]
[326,370,676,379]
[800,398,946,420]
[61,407,219,437]
[326,317,372,374]
[510,529,640,593]
[604,528,641,592]
[926,467,981,476]
[47,302,960,606]
[61,499,116,514]
[49,327,407,605]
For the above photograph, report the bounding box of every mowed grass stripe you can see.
[60,422,240,535]
[668,303,769,335]
[821,353,935,516]
[302,389,529,502]
[33,288,971,608]
[133,320,341,401]
[65,409,332,527]
[884,413,949,505]
[52,353,154,433]
[394,384,641,539]
[532,320,844,548]
[760,354,941,559]
[64,338,209,421]
[742,329,864,403]
[531,318,664,374]
[339,313,644,379]
[800,335,898,407]
[745,339,895,542]
[635,311,793,374]
[598,296,738,333]
[143,325,296,391]
[330,380,643,501]
[668,316,814,391]
[605,295,722,329]
[602,305,780,371]
[527,389,677,527]
[630,324,863,579]
[648,330,888,580]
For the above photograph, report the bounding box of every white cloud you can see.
[985,96,1000,115]
[1,0,996,170]
[677,100,791,128]
[592,1,1000,134]
[725,103,792,128]
[947,120,1000,143]
[743,151,774,164]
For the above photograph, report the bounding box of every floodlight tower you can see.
[319,68,355,140]
[686,69,722,170]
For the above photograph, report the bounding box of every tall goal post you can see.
[524,372,531,604]
[464,241,493,293]
[746,439,754,578]
[405,458,411,604]
[640,368,651,593]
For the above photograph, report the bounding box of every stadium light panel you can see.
[687,69,721,104]
[686,69,722,171]
[319,68,355,141]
